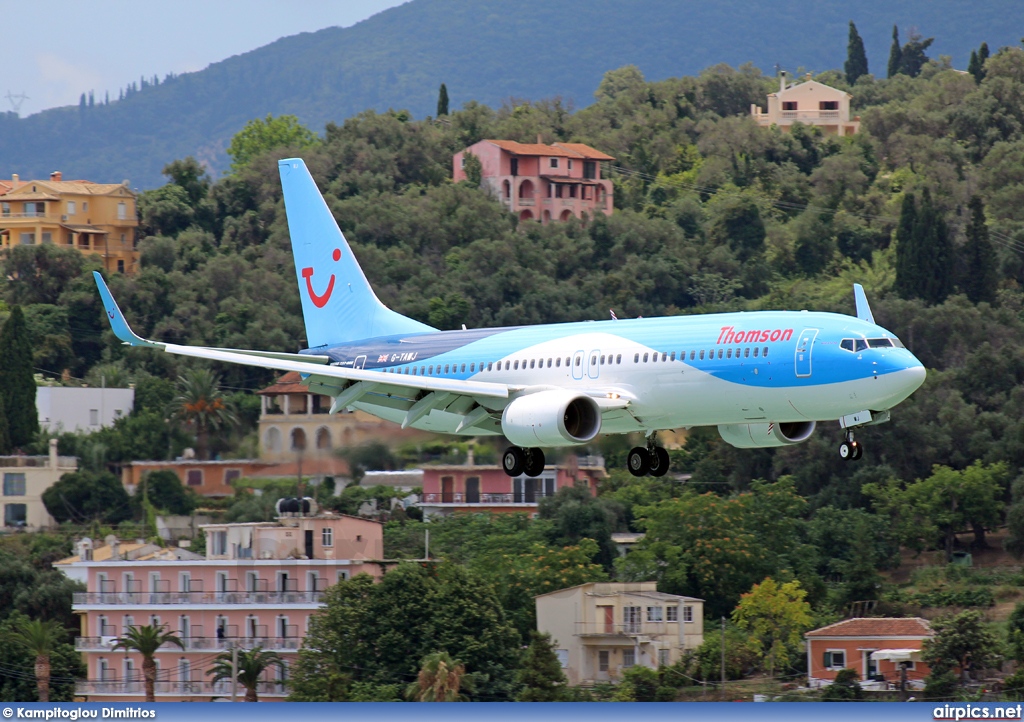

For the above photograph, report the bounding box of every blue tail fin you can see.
[278,158,435,348]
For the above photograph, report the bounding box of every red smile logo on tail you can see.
[301,249,342,309]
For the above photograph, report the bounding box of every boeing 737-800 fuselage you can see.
[94,158,925,478]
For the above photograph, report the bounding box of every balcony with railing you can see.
[73,590,325,605]
[75,636,302,652]
[575,621,672,638]
[75,679,287,697]
[420,491,556,505]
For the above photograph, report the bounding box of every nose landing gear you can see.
[839,431,863,461]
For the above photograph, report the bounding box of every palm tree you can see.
[112,624,184,702]
[405,651,469,702]
[7,618,64,702]
[170,368,238,460]
[207,646,284,702]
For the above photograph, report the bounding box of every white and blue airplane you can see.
[94,158,926,478]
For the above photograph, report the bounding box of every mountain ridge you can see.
[3,0,1022,188]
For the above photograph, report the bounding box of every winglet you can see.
[92,271,163,348]
[853,283,875,324]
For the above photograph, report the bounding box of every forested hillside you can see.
[2,0,1023,187]
[7,44,1024,700]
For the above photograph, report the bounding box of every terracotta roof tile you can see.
[554,142,615,160]
[485,140,574,157]
[805,617,932,638]
[257,371,309,395]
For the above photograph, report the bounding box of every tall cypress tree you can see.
[0,396,10,455]
[845,21,869,85]
[922,192,953,304]
[895,192,918,299]
[0,307,39,449]
[962,196,998,304]
[437,83,449,117]
[887,25,903,78]
[968,50,981,81]
[976,42,991,82]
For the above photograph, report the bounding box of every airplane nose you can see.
[904,361,926,391]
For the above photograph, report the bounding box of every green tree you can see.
[961,196,997,304]
[41,470,132,525]
[0,398,10,455]
[820,667,864,700]
[845,22,869,85]
[137,470,196,515]
[113,624,185,702]
[0,307,39,449]
[170,368,238,460]
[538,484,623,570]
[515,631,570,701]
[227,114,318,171]
[731,577,813,679]
[5,618,64,702]
[1007,601,1024,662]
[162,156,211,207]
[899,32,935,78]
[437,83,450,117]
[921,610,1002,685]
[406,651,468,702]
[864,463,1006,560]
[207,646,284,702]
[0,612,83,703]
[462,151,483,187]
[894,192,918,299]
[887,25,903,78]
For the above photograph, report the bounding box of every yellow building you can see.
[0,171,139,274]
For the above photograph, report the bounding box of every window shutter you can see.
[823,651,832,667]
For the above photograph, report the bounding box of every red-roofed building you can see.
[805,617,933,690]
[453,139,614,223]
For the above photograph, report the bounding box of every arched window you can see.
[315,427,331,450]
[291,428,307,451]
[519,179,535,199]
[502,180,511,199]
[264,427,281,453]
[519,209,533,221]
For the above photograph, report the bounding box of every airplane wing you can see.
[94,272,629,432]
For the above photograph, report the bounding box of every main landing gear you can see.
[839,430,863,461]
[627,435,670,477]
[502,446,546,477]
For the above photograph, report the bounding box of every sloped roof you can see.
[3,179,132,198]
[805,617,932,638]
[554,142,615,160]
[258,371,309,395]
[485,140,574,157]
[54,541,157,565]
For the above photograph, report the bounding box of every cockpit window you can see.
[891,337,906,349]
[840,338,869,352]
[868,338,893,348]
[840,339,854,352]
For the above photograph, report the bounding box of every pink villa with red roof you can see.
[453,139,614,223]
[805,617,933,691]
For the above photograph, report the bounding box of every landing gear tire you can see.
[628,447,650,477]
[648,447,671,477]
[503,446,526,477]
[839,440,863,461]
[524,448,546,477]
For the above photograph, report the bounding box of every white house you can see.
[36,386,135,432]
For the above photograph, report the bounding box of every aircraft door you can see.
[572,351,585,380]
[794,329,819,378]
[587,349,601,379]
[353,355,367,369]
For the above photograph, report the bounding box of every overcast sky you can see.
[3,1,409,117]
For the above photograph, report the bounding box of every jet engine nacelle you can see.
[718,421,816,449]
[501,390,602,447]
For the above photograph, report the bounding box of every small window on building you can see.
[658,649,670,667]
[823,650,846,669]
[819,101,839,110]
[666,606,678,622]
[599,650,609,672]
[555,649,569,669]
[19,232,35,245]
[568,160,573,171]
[41,232,52,244]
[4,503,26,527]
[224,469,241,485]
[83,202,88,212]
[89,409,100,426]
[322,527,333,547]
[647,606,663,622]
[117,260,125,273]
[1,202,9,216]
[3,473,26,496]
[550,158,559,168]
[186,470,203,487]
[683,605,694,622]
[623,648,636,668]
[783,101,798,111]
[117,201,127,220]
[67,201,76,215]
